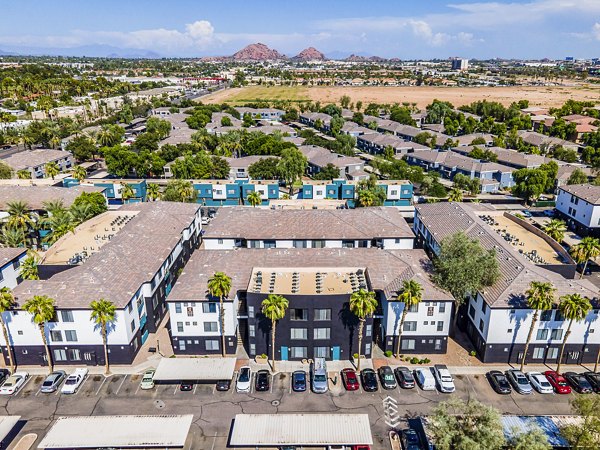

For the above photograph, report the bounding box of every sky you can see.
[1,0,600,59]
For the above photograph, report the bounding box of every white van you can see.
[311,357,328,393]
[414,367,436,391]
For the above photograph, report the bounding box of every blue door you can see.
[332,346,340,361]
[281,346,288,361]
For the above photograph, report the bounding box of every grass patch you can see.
[222,86,310,104]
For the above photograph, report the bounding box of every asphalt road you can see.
[0,371,579,450]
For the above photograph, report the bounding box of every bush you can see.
[410,357,420,364]
[353,353,359,359]
[422,358,431,364]
[470,350,477,357]
[384,350,393,358]
[259,353,267,359]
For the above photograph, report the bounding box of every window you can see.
[202,303,217,313]
[248,240,260,249]
[293,240,307,248]
[540,310,553,321]
[403,321,417,332]
[314,328,330,340]
[536,329,548,340]
[342,240,355,248]
[533,347,545,359]
[551,329,563,340]
[434,339,442,351]
[50,331,62,342]
[507,329,513,333]
[178,340,186,351]
[314,309,331,321]
[365,343,372,355]
[481,302,488,314]
[248,306,255,318]
[130,320,136,332]
[427,307,434,317]
[264,240,276,249]
[290,328,308,340]
[358,240,368,248]
[249,344,256,355]
[366,324,372,337]
[203,322,218,332]
[249,325,255,337]
[177,322,184,332]
[312,240,325,248]
[12,259,20,270]
[187,307,194,317]
[314,347,329,358]
[479,319,484,332]
[437,321,444,332]
[547,348,558,359]
[127,302,133,314]
[60,311,74,322]
[439,303,446,313]
[65,330,77,342]
[554,310,564,321]
[469,305,476,319]
[401,339,416,350]
[53,349,67,362]
[290,308,308,321]
[408,304,418,313]
[205,340,219,351]
[290,347,307,358]
[175,303,182,314]
[68,349,81,361]
[217,239,223,244]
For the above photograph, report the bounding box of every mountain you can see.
[344,54,387,62]
[293,47,326,61]
[232,43,286,60]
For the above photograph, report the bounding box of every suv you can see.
[377,366,397,390]
[506,369,532,394]
[432,365,455,393]
[41,371,66,393]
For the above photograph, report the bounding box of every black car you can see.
[292,370,307,392]
[0,369,10,386]
[401,428,422,450]
[360,368,378,392]
[582,372,600,393]
[179,381,193,391]
[216,379,231,391]
[378,366,397,390]
[487,370,512,395]
[564,372,593,394]
[395,366,415,389]
[255,370,270,392]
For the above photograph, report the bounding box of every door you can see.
[332,346,340,361]
[280,346,288,361]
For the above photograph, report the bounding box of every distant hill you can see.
[293,47,326,61]
[232,43,286,60]
[345,54,387,62]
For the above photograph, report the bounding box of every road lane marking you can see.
[114,375,127,395]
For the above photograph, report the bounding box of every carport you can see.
[153,357,236,382]
[37,415,193,449]
[229,414,373,447]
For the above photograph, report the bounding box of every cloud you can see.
[594,23,600,41]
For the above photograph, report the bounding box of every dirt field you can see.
[202,84,599,108]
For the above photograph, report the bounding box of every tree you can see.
[23,295,55,373]
[221,116,232,127]
[0,161,12,179]
[557,293,592,373]
[390,106,416,126]
[448,187,463,202]
[349,289,377,371]
[428,398,505,450]
[246,191,262,207]
[72,192,107,217]
[45,162,60,180]
[16,169,31,179]
[562,396,600,448]
[248,157,281,180]
[569,237,600,279]
[542,219,567,243]
[42,210,75,245]
[70,203,93,225]
[0,226,24,248]
[433,232,500,330]
[506,426,551,450]
[261,294,289,371]
[20,252,39,280]
[120,183,135,203]
[72,165,87,182]
[566,168,589,185]
[277,148,307,196]
[395,280,422,358]
[207,272,232,357]
[313,163,340,180]
[146,117,171,139]
[146,183,161,201]
[520,281,556,371]
[356,175,386,207]
[512,168,548,205]
[6,200,33,232]
[66,136,96,162]
[0,288,16,372]
[162,180,196,203]
[90,298,116,375]
[340,95,351,109]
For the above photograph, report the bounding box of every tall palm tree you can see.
[543,219,567,243]
[70,203,92,225]
[569,237,600,279]
[146,183,161,202]
[0,288,16,372]
[72,165,87,183]
[207,272,232,357]
[42,212,75,245]
[23,295,55,373]
[349,289,378,371]
[120,183,135,203]
[42,199,67,216]
[520,281,556,371]
[557,293,592,373]
[395,280,423,358]
[6,201,33,231]
[261,294,289,371]
[176,181,196,203]
[448,188,463,202]
[45,162,60,180]
[0,226,24,248]
[246,191,262,208]
[90,299,116,375]
[19,252,39,280]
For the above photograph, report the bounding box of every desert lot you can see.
[202,84,598,108]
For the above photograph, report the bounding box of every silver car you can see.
[506,369,533,395]
[41,370,66,393]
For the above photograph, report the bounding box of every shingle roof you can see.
[517,130,577,148]
[453,146,548,169]
[559,184,600,205]
[1,149,71,171]
[410,150,514,173]
[0,185,106,210]
[299,145,363,170]
[0,248,26,266]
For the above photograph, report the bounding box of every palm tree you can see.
[0,226,25,248]
[520,281,556,371]
[23,295,55,373]
[246,191,262,208]
[569,237,600,279]
[146,183,161,201]
[543,219,567,243]
[0,288,16,372]
[120,183,135,203]
[45,162,60,180]
[448,188,463,202]
[19,252,39,280]
[6,201,33,231]
[16,169,31,179]
[261,294,289,371]
[207,272,232,357]
[72,165,87,183]
[42,212,75,245]
[42,199,67,216]
[70,203,92,225]
[90,299,116,375]
[395,280,423,358]
[349,289,378,371]
[557,293,592,373]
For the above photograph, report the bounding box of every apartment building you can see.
[0,248,27,290]
[194,179,280,207]
[298,145,365,178]
[2,149,73,179]
[556,184,600,238]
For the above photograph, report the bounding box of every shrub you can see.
[422,358,431,364]
[384,350,393,357]
[353,353,359,359]
[410,357,419,364]
[470,350,477,357]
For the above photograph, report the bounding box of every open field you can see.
[202,84,599,108]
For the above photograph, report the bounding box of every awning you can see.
[38,415,193,449]
[229,414,373,446]
[153,357,236,381]
[0,416,21,442]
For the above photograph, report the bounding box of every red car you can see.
[352,446,370,450]
[544,370,572,394]
[341,368,360,391]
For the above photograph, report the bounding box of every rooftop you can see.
[0,248,26,266]
[249,267,367,295]
[299,145,363,169]
[1,148,71,171]
[410,150,514,174]
[559,184,600,205]
[453,146,549,169]
[0,185,105,210]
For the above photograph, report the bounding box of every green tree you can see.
[70,203,93,225]
[72,165,87,183]
[146,183,161,201]
[16,169,31,179]
[6,200,33,233]
[248,157,281,180]
[261,294,289,371]
[448,187,463,202]
[395,280,422,358]
[0,288,16,372]
[542,219,567,243]
[277,148,307,196]
[313,163,340,180]
[246,191,262,207]
[207,272,232,357]
[19,253,39,280]
[340,95,351,109]
[562,396,600,448]
[23,295,55,373]
[72,192,107,217]
[0,161,12,179]
[506,426,551,450]
[349,289,377,371]
[42,211,75,245]
[512,168,548,205]
[90,298,117,375]
[44,162,60,180]
[390,106,416,126]
[0,226,24,248]
[569,237,600,279]
[566,168,589,185]
[162,179,196,203]
[520,281,556,371]
[557,293,592,373]
[356,175,386,207]
[146,117,171,139]
[120,183,135,203]
[66,136,96,162]
[221,116,232,127]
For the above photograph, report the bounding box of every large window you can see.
[536,329,548,340]
[314,309,331,321]
[293,240,307,248]
[65,330,78,342]
[50,331,62,342]
[202,303,217,313]
[314,328,330,340]
[403,321,417,332]
[314,347,329,358]
[312,240,325,249]
[401,339,416,350]
[60,311,74,322]
[533,348,545,359]
[68,349,81,361]
[248,240,260,249]
[290,347,307,358]
[540,310,553,321]
[177,322,184,333]
[439,303,446,313]
[547,348,558,359]
[203,322,218,332]
[249,325,255,337]
[551,329,563,340]
[437,321,444,332]
[205,340,219,351]
[290,328,308,340]
[342,240,355,248]
[264,240,276,249]
[175,303,182,314]
[408,304,418,313]
[290,308,308,321]
[53,349,67,361]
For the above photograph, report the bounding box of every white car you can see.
[414,367,436,391]
[0,372,29,395]
[236,366,252,393]
[140,369,156,390]
[433,364,456,393]
[527,372,553,394]
[61,368,88,394]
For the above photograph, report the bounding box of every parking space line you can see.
[134,383,140,395]
[211,384,216,395]
[270,375,273,393]
[95,377,107,396]
[74,376,89,396]
[114,375,128,395]
[173,384,178,395]
[193,384,198,395]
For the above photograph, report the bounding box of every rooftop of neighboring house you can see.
[0,248,27,266]
[357,133,423,150]
[421,123,445,134]
[235,107,284,116]
[299,145,363,170]
[559,183,600,205]
[521,106,549,116]
[13,201,200,309]
[556,165,593,184]
[0,185,105,210]
[159,126,196,146]
[562,114,596,124]
[1,149,72,171]
[341,122,377,135]
[517,130,577,148]
[224,155,278,169]
[409,150,514,174]
[453,133,495,146]
[299,112,332,124]
[252,124,296,135]
[282,136,305,146]
[168,247,453,302]
[453,146,549,168]
[203,206,414,240]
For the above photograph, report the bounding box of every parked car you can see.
[360,369,378,392]
[521,210,532,218]
[311,358,328,394]
[582,372,600,393]
[40,370,66,393]
[216,379,231,391]
[255,370,270,392]
[400,428,422,450]
[341,368,359,391]
[506,369,533,395]
[544,370,572,394]
[414,368,436,391]
[61,368,88,394]
[527,372,553,394]
[487,370,512,395]
[236,366,252,393]
[0,372,28,395]
[395,367,415,389]
[180,381,193,391]
[139,369,156,390]
[378,366,397,390]
[0,369,10,385]
[564,372,593,394]
[292,371,306,392]
[432,364,455,393]
[543,209,555,217]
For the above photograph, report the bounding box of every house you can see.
[299,112,332,131]
[555,164,592,188]
[517,130,580,152]
[556,184,600,237]
[0,248,27,290]
[67,179,146,205]
[224,156,279,179]
[2,149,73,179]
[451,146,549,169]
[453,133,495,147]
[356,133,429,155]
[340,122,377,138]
[298,145,365,178]
[235,107,285,121]
[194,179,280,207]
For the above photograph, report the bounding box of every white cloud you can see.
[593,23,600,41]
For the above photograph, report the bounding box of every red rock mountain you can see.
[293,47,326,61]
[232,43,286,60]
